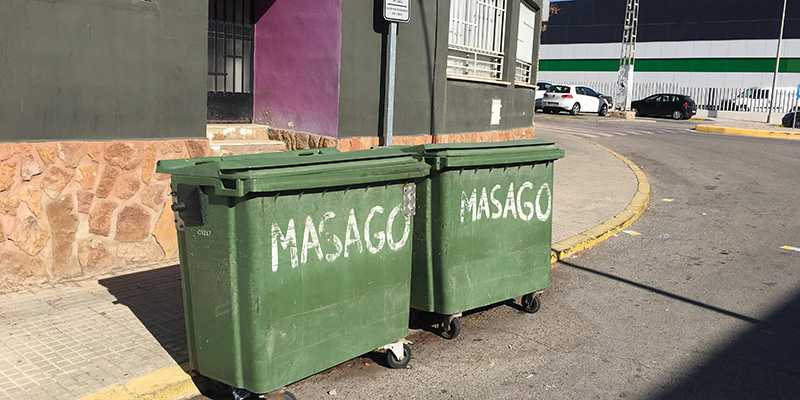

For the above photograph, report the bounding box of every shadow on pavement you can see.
[560,260,800,399]
[98,264,189,365]
[650,289,800,399]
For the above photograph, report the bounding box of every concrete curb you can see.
[550,141,651,263]
[75,364,202,400]
[695,124,800,140]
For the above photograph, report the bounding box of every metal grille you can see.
[208,0,253,94]
[447,0,507,80]
[515,60,532,84]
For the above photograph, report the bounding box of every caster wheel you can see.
[386,343,411,369]
[521,293,541,314]
[231,387,255,400]
[440,317,461,340]
[284,391,298,400]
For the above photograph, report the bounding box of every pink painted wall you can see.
[253,0,342,138]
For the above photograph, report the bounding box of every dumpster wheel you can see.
[440,316,461,340]
[231,386,297,400]
[386,343,412,369]
[521,293,541,314]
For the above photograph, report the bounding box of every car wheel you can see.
[671,110,683,120]
[570,103,581,115]
[632,107,639,117]
[598,104,608,117]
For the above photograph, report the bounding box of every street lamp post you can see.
[767,0,788,124]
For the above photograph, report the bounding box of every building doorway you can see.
[207,0,254,122]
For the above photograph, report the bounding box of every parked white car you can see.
[721,86,798,112]
[542,84,609,116]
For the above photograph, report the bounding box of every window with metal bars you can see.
[447,0,508,80]
[515,1,535,84]
[207,0,254,122]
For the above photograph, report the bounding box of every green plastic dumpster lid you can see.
[156,147,340,172]
[156,147,430,197]
[400,139,564,169]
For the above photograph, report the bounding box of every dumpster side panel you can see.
[413,162,555,315]
[410,179,436,310]
[176,189,245,386]
[179,182,416,394]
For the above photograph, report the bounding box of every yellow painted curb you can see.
[551,140,650,262]
[75,364,201,400]
[695,124,800,140]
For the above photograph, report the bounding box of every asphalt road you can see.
[188,119,800,400]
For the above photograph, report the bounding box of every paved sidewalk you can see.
[0,134,642,400]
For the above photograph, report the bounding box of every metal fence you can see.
[556,81,800,113]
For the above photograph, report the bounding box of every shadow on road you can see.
[98,264,188,365]
[561,260,760,324]
[651,289,800,399]
[560,260,800,399]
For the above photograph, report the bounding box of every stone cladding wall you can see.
[0,125,534,287]
[0,140,211,288]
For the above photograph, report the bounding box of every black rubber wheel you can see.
[632,107,639,117]
[598,104,608,116]
[386,344,411,369]
[441,317,461,340]
[521,293,541,314]
[570,103,581,115]
[231,387,255,400]
[284,391,298,400]
[671,110,683,120]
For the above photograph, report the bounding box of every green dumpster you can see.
[404,140,564,338]
[156,148,430,397]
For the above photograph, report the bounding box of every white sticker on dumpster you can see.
[271,203,411,272]
[460,182,551,223]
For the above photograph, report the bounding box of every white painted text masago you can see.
[460,182,551,223]
[271,204,411,272]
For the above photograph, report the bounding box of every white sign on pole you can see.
[384,0,410,23]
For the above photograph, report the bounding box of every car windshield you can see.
[683,96,695,104]
[537,82,551,91]
[549,85,571,94]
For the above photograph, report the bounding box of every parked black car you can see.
[631,94,697,120]
[599,94,614,108]
[781,111,800,128]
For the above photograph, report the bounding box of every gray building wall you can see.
[338,0,438,139]
[0,0,207,142]
[338,0,542,140]
[441,0,540,134]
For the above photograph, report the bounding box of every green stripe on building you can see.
[539,58,800,73]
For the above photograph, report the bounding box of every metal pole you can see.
[384,22,398,146]
[767,0,788,123]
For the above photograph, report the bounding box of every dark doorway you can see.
[207,0,254,122]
